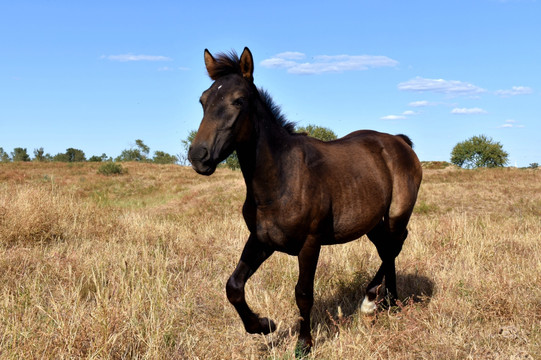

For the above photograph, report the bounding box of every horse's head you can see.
[188,47,256,175]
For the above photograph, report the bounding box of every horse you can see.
[188,47,422,353]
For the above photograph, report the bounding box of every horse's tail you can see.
[396,134,413,148]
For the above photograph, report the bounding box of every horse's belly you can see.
[330,204,387,244]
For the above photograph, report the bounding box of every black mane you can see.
[257,89,297,135]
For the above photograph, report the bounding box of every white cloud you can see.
[408,100,431,107]
[380,109,420,120]
[398,77,486,96]
[451,107,488,114]
[499,119,525,128]
[260,52,398,75]
[260,57,299,69]
[101,54,172,62]
[402,110,418,116]
[380,115,406,120]
[494,86,533,97]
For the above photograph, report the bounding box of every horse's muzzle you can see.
[188,144,216,176]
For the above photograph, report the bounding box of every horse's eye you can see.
[232,98,245,107]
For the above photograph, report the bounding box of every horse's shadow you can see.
[313,271,435,325]
[264,271,435,351]
[257,270,435,358]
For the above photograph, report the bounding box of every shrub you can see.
[296,124,338,141]
[98,162,125,176]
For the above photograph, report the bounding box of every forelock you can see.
[206,51,242,80]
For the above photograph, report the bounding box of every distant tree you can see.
[225,152,240,170]
[116,149,140,162]
[529,163,539,169]
[88,154,109,162]
[52,148,86,162]
[0,147,10,162]
[135,139,150,156]
[33,148,47,162]
[296,124,338,141]
[180,130,198,165]
[450,135,509,169]
[65,148,86,162]
[12,148,31,162]
[153,151,178,164]
[52,153,70,162]
[116,139,150,162]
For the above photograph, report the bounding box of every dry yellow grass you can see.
[1,162,540,359]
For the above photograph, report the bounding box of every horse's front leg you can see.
[226,234,276,334]
[295,239,321,354]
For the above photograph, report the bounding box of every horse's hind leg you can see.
[226,234,276,334]
[361,216,410,314]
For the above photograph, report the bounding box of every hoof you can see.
[360,295,377,315]
[259,317,277,334]
[295,337,313,358]
[246,317,276,335]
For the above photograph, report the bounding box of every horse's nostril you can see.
[189,145,209,162]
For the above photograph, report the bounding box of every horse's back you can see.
[333,130,420,177]
[300,130,422,242]
[340,130,423,223]
[340,129,422,199]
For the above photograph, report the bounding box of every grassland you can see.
[0,162,540,359]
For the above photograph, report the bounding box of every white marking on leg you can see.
[360,295,377,315]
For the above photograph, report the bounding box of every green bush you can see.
[296,124,338,141]
[450,135,508,169]
[153,151,178,164]
[97,162,125,176]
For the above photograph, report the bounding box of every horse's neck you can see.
[237,112,291,204]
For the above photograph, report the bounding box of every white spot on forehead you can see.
[218,85,223,90]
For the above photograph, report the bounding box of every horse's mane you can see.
[208,51,297,135]
[258,89,297,135]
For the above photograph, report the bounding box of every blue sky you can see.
[1,0,540,166]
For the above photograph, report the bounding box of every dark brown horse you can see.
[188,47,422,352]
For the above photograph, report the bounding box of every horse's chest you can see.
[254,208,305,255]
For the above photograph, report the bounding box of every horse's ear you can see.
[240,47,254,82]
[204,49,217,78]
